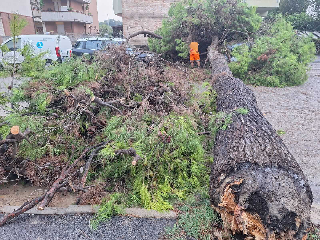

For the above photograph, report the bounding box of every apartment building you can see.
[114,0,280,46]
[0,0,35,38]
[40,0,99,35]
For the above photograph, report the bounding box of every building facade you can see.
[114,0,280,46]
[0,0,35,38]
[40,0,99,35]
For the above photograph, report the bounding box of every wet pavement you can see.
[250,55,320,223]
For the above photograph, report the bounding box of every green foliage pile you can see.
[269,0,319,40]
[148,0,261,59]
[90,193,125,229]
[29,58,102,89]
[93,114,211,211]
[0,47,219,216]
[229,17,316,87]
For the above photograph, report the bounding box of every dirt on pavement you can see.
[0,181,78,208]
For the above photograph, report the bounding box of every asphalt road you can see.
[0,214,175,240]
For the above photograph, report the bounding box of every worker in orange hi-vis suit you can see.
[189,41,200,67]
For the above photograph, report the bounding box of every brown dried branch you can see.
[115,147,142,166]
[198,131,211,135]
[127,31,163,41]
[80,143,108,188]
[0,139,17,145]
[0,195,45,227]
[5,127,32,143]
[38,142,108,210]
[0,122,9,127]
[91,96,122,114]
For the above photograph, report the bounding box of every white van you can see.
[0,35,72,65]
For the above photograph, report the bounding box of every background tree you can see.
[269,0,319,53]
[99,22,113,37]
[149,0,261,59]
[269,0,320,31]
[278,0,313,15]
[9,14,27,88]
[229,16,316,87]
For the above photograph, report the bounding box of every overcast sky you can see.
[97,0,122,22]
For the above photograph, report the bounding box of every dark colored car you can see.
[72,38,126,57]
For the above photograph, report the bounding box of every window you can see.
[4,38,22,51]
[86,40,103,50]
[74,41,86,49]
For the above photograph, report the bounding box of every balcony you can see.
[41,11,93,24]
[32,9,42,22]
[244,0,280,16]
[245,0,279,9]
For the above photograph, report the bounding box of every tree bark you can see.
[208,43,313,239]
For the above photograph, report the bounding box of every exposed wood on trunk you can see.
[127,31,163,41]
[0,127,32,159]
[208,41,313,239]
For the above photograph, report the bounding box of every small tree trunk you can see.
[208,43,313,239]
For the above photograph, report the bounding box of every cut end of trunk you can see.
[215,179,308,239]
[217,179,267,239]
[90,96,96,102]
[10,126,20,135]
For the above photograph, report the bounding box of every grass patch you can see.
[163,191,221,240]
[276,129,286,135]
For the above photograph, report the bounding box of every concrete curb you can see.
[1,204,318,223]
[0,205,177,219]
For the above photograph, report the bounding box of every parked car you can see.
[0,35,72,66]
[72,37,126,57]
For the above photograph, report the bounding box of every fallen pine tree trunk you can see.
[208,41,313,239]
